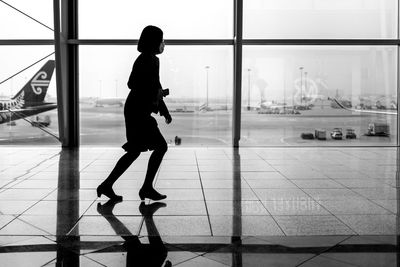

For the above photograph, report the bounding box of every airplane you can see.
[0,60,56,124]
[328,97,397,115]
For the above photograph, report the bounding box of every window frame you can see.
[0,0,398,147]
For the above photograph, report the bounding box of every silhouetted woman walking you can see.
[97,25,171,202]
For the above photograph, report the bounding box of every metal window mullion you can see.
[53,0,64,145]
[398,45,400,147]
[53,0,79,147]
[233,0,243,148]
[398,1,400,148]
[62,39,400,46]
[0,40,54,45]
[68,39,233,45]
[232,0,243,265]
[242,39,400,46]
[68,0,79,148]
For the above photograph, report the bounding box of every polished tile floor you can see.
[0,147,398,266]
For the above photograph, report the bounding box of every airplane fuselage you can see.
[0,102,57,124]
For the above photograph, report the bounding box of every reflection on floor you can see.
[0,147,398,266]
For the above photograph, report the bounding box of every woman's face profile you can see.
[159,40,165,54]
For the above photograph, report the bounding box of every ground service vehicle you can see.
[31,115,51,127]
[315,129,327,140]
[366,123,390,136]
[301,132,314,139]
[330,128,343,139]
[345,128,356,139]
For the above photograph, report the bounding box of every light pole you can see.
[299,67,304,105]
[292,86,295,112]
[304,71,308,103]
[205,66,210,108]
[247,68,251,110]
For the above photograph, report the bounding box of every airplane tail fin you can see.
[12,60,55,106]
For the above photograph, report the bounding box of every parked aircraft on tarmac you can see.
[0,60,56,124]
[329,97,397,115]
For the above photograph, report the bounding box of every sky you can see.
[0,0,398,103]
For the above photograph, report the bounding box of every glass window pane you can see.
[79,45,233,146]
[79,1,233,39]
[0,46,58,145]
[244,0,398,39]
[242,46,397,146]
[0,0,54,39]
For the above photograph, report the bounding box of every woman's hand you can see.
[157,89,164,100]
[164,113,172,124]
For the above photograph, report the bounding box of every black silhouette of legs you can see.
[139,142,168,201]
[103,151,141,187]
[142,144,167,189]
[97,151,140,200]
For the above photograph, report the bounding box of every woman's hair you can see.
[137,25,163,54]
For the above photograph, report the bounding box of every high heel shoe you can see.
[97,184,123,202]
[139,188,166,201]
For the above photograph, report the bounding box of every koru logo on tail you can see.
[31,71,50,95]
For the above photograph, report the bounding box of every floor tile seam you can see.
[80,255,108,267]
[174,252,231,267]
[196,251,233,267]
[65,198,102,236]
[8,214,54,236]
[77,198,99,218]
[170,253,209,266]
[14,152,61,178]
[253,163,359,235]
[194,151,214,236]
[0,171,44,191]
[79,157,104,173]
[319,254,365,267]
[8,197,50,218]
[42,235,60,245]
[314,196,397,216]
[278,189,360,236]
[169,236,236,259]
[317,235,377,267]
[295,235,357,267]
[0,187,58,233]
[332,179,390,191]
[40,257,57,267]
[267,213,395,218]
[335,183,399,216]
[240,175,287,236]
[162,241,203,257]
[273,161,388,223]
[257,156,339,218]
[367,199,398,215]
[257,154,326,191]
[308,165,363,177]
[97,214,209,217]
[330,177,396,184]
[339,150,379,162]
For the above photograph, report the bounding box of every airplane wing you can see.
[0,108,28,113]
[0,104,57,114]
[329,97,397,115]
